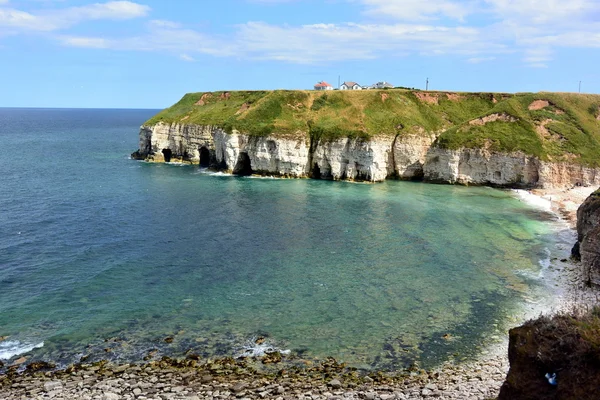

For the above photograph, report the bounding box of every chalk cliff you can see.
[133,122,600,189]
[133,90,600,189]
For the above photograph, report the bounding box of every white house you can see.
[370,81,394,89]
[340,81,362,90]
[314,81,334,91]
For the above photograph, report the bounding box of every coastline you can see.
[1,185,599,400]
[0,352,509,400]
[512,185,599,309]
[531,185,597,228]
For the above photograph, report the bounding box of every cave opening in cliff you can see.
[199,147,210,168]
[311,163,321,179]
[233,152,252,176]
[162,149,172,163]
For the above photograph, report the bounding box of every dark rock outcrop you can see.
[573,188,600,285]
[499,311,600,400]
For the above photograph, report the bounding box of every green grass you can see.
[145,89,600,166]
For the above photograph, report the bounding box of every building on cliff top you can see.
[314,81,334,90]
[369,81,394,89]
[340,81,363,90]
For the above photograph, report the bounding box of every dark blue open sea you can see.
[0,108,567,371]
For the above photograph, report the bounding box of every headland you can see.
[133,90,600,189]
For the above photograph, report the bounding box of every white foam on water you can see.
[235,337,291,358]
[539,248,552,267]
[0,340,44,360]
[511,189,553,213]
[246,175,283,180]
[196,169,233,177]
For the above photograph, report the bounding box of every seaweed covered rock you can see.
[573,188,600,285]
[499,308,600,399]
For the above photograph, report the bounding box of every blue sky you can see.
[1,0,599,108]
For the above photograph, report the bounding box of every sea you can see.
[0,108,574,371]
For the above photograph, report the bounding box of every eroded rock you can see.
[573,189,600,285]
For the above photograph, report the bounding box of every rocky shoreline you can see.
[0,354,508,400]
[2,186,598,400]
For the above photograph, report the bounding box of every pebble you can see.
[44,381,63,392]
[328,379,342,389]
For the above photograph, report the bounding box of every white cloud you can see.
[522,47,552,68]
[484,0,598,25]
[0,8,55,31]
[360,0,471,21]
[467,56,496,63]
[61,35,109,48]
[64,1,150,21]
[179,53,195,62]
[58,20,236,57]
[58,19,500,64]
[149,19,181,29]
[2,0,600,68]
[0,1,149,32]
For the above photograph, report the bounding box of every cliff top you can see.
[145,90,600,166]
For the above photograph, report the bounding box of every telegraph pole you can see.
[579,81,582,93]
[426,78,429,91]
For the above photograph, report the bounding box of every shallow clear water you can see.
[0,108,558,370]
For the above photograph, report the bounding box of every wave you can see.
[195,168,233,177]
[511,189,552,213]
[245,175,283,180]
[0,340,44,360]
[235,337,291,358]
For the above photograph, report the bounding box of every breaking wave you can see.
[234,337,291,359]
[511,189,553,213]
[0,340,44,360]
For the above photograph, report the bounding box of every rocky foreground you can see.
[0,355,507,400]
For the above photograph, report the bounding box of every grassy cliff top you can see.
[146,89,600,166]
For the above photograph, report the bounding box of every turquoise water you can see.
[0,108,557,370]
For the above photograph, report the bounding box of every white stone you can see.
[44,381,63,392]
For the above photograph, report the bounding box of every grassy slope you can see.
[146,90,600,166]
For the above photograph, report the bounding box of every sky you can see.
[0,0,599,108]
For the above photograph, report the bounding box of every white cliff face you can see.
[213,129,245,170]
[393,134,437,179]
[136,122,600,188]
[244,135,310,177]
[311,136,395,181]
[423,148,540,187]
[140,123,215,162]
[538,162,600,189]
